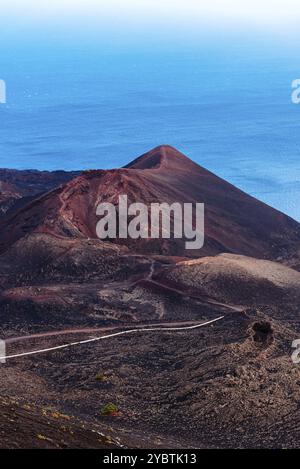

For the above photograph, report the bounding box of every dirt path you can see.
[5,318,222,344]
[1,316,224,361]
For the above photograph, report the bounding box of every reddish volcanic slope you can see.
[0,145,299,260]
[0,168,80,197]
[0,168,80,217]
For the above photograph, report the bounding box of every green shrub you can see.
[95,373,108,382]
[101,403,119,416]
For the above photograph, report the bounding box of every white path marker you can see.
[0,316,224,361]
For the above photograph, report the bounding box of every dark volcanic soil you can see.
[1,306,300,449]
[0,146,300,448]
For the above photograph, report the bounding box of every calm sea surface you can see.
[0,41,300,220]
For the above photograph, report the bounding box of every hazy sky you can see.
[3,0,300,34]
[4,0,300,19]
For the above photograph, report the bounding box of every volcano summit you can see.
[0,145,299,262]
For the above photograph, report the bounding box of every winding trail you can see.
[133,259,245,313]
[1,316,224,361]
[5,319,210,344]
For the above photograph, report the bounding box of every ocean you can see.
[0,38,300,221]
